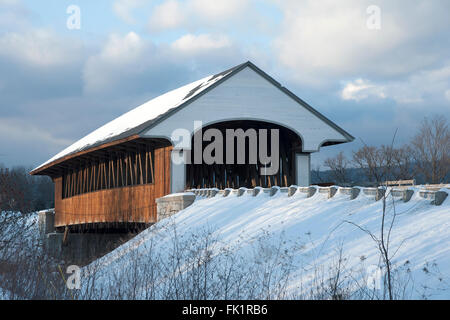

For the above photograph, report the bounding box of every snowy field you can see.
[84,186,449,300]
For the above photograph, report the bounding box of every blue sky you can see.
[0,0,449,169]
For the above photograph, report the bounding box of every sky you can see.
[0,0,449,170]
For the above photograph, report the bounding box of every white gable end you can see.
[142,66,347,152]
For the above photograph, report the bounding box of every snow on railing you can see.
[185,186,448,206]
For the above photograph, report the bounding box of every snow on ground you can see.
[85,187,450,299]
[0,211,40,300]
[0,211,39,251]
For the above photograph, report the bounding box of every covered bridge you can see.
[30,61,353,231]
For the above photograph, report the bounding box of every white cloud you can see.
[148,0,185,31]
[273,0,450,85]
[0,0,20,5]
[82,30,241,94]
[83,32,147,93]
[189,0,247,21]
[148,0,250,32]
[341,79,386,101]
[113,0,145,24]
[0,117,72,147]
[341,64,450,105]
[445,90,450,102]
[171,34,232,54]
[99,31,143,62]
[390,64,450,104]
[0,0,34,33]
[0,29,81,67]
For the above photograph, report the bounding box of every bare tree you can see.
[0,165,53,213]
[410,115,450,184]
[352,135,411,186]
[324,152,350,185]
[311,164,324,184]
[352,145,385,185]
[0,167,29,213]
[390,146,414,181]
[346,134,401,299]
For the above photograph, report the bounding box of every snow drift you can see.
[83,186,450,299]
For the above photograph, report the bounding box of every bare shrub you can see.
[0,211,446,300]
[75,222,301,300]
[0,212,69,300]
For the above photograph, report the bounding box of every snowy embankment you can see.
[0,211,39,256]
[0,211,39,300]
[85,187,449,299]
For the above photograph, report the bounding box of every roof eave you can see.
[30,134,142,176]
[242,61,355,142]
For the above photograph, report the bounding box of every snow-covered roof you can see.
[32,63,242,173]
[32,61,354,174]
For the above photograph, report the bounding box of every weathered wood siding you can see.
[54,146,172,227]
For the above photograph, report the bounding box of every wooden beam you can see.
[30,134,141,176]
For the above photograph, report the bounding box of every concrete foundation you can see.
[230,188,246,197]
[419,190,448,206]
[218,189,232,197]
[155,192,196,220]
[38,208,142,266]
[339,187,361,200]
[391,189,414,202]
[262,187,278,196]
[208,189,219,197]
[44,231,135,266]
[38,209,55,237]
[288,186,297,197]
[318,186,337,199]
[363,188,386,201]
[297,186,316,198]
[434,191,448,205]
[246,188,261,196]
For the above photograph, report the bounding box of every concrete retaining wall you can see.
[155,192,196,221]
[37,185,447,265]
[297,186,317,197]
[318,186,337,199]
[262,187,278,196]
[186,186,447,206]
[38,209,137,266]
[38,209,55,238]
[44,232,134,266]
[419,190,448,206]
[362,187,386,201]
[246,188,261,196]
[391,189,414,202]
[338,187,360,200]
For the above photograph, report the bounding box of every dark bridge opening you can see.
[186,120,302,189]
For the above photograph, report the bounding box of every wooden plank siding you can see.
[54,146,172,228]
[61,144,156,198]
